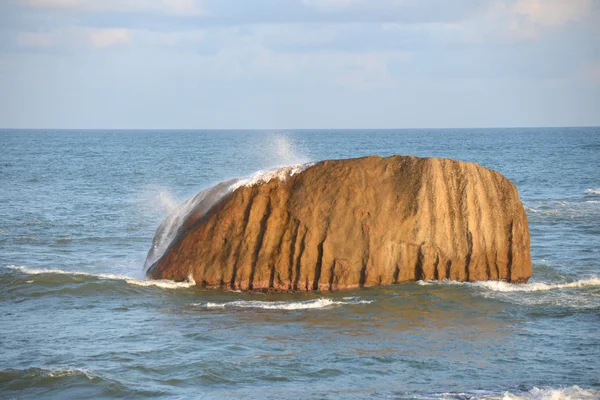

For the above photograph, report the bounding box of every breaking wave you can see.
[143,132,312,275]
[500,385,599,400]
[418,277,600,292]
[5,265,195,289]
[0,366,99,383]
[584,188,600,195]
[193,297,373,310]
[144,163,312,274]
[474,278,600,292]
[434,385,600,400]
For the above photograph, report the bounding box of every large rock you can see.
[147,155,532,290]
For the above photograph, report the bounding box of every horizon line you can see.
[1,125,599,131]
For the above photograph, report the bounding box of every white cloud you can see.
[204,35,411,90]
[332,52,399,89]
[162,0,203,16]
[134,30,205,47]
[514,0,592,27]
[23,0,79,7]
[302,0,358,12]
[19,0,204,15]
[434,0,596,45]
[88,28,131,48]
[17,32,55,47]
[12,27,206,51]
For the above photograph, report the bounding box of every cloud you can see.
[162,0,203,16]
[514,0,592,27]
[302,0,358,12]
[23,0,79,7]
[17,32,54,47]
[88,28,131,48]
[19,0,204,15]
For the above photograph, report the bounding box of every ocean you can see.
[1,128,599,399]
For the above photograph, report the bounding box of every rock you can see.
[147,155,532,290]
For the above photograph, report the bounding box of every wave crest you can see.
[194,297,373,310]
[0,366,98,382]
[418,277,600,292]
[501,385,599,400]
[5,265,195,290]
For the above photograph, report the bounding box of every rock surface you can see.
[148,155,532,290]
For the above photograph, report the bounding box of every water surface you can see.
[1,128,599,399]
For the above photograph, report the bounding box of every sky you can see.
[0,0,599,129]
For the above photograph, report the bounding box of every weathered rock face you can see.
[148,155,532,290]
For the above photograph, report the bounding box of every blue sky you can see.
[1,0,599,129]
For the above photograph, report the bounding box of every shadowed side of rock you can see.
[148,155,532,291]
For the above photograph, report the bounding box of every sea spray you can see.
[144,133,313,275]
[143,179,237,273]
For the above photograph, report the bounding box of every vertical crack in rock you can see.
[287,220,299,290]
[293,229,307,290]
[433,254,440,280]
[507,221,514,282]
[230,189,256,289]
[445,260,452,279]
[415,245,424,281]
[393,265,400,284]
[273,212,290,289]
[313,216,331,291]
[328,261,335,291]
[359,218,370,288]
[359,263,367,288]
[494,248,500,280]
[268,265,275,289]
[248,193,272,290]
[465,230,473,282]
[313,238,325,290]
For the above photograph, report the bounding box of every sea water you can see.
[0,128,599,399]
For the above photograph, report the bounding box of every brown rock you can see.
[147,155,532,290]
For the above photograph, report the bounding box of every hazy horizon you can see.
[1,125,599,131]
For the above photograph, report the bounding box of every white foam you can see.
[418,277,600,292]
[229,164,312,191]
[584,188,600,195]
[474,278,600,292]
[6,265,195,289]
[125,274,195,289]
[195,297,374,310]
[501,385,599,400]
[45,367,97,381]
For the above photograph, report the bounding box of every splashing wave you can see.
[144,163,313,274]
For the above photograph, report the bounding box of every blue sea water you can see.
[0,128,599,399]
